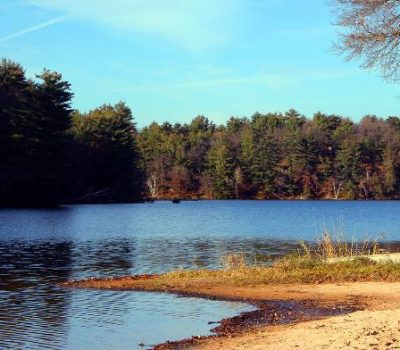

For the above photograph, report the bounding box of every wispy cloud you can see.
[0,15,67,43]
[107,67,359,93]
[106,74,293,93]
[24,0,240,50]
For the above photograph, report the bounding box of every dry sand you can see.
[63,278,400,350]
[191,309,400,350]
[183,282,400,350]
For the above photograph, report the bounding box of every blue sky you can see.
[1,0,398,127]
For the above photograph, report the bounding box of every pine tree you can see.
[0,61,73,206]
[336,139,362,199]
[250,131,279,197]
[71,102,143,202]
[207,136,235,199]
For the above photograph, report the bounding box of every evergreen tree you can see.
[0,61,73,206]
[336,140,362,198]
[71,102,143,202]
[250,131,279,197]
[0,60,29,204]
[207,135,235,199]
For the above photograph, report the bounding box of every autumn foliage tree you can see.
[136,111,400,200]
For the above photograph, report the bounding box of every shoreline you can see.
[3,198,400,210]
[61,275,400,349]
[152,299,357,350]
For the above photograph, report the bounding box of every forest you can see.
[1,58,400,206]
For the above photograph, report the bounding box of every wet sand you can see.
[62,277,400,349]
[152,300,357,350]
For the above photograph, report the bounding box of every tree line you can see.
[1,59,400,206]
[139,111,400,200]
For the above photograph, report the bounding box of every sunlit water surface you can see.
[1,200,399,349]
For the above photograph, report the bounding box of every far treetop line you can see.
[1,58,400,207]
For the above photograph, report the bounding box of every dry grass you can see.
[160,257,400,285]
[221,253,247,269]
[298,230,385,260]
[157,232,400,285]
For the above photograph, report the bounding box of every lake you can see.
[0,200,399,349]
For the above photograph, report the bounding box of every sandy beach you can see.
[190,308,400,350]
[63,277,400,350]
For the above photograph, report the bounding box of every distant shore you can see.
[145,194,400,201]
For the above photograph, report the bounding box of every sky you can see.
[1,0,399,127]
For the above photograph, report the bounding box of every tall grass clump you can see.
[157,231,399,285]
[222,253,247,270]
[299,230,385,260]
[220,231,385,273]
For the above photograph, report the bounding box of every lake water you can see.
[1,200,400,349]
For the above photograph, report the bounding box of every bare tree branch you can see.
[331,0,400,81]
